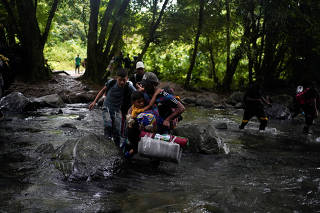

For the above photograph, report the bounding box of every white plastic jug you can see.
[138,136,182,163]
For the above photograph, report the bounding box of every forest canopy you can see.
[0,0,319,91]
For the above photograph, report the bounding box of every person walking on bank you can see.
[129,61,145,89]
[89,68,136,147]
[239,82,271,131]
[75,54,81,74]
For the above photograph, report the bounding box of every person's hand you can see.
[89,102,96,110]
[136,83,144,91]
[163,119,170,127]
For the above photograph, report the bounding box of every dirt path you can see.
[6,71,90,98]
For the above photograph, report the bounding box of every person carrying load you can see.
[126,72,186,161]
[140,72,185,134]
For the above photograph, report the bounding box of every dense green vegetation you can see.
[0,0,319,91]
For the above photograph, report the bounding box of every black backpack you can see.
[106,79,132,115]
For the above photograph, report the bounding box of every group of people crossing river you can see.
[89,61,185,159]
[89,61,319,159]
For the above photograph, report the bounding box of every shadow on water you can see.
[0,106,320,212]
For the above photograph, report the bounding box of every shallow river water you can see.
[0,105,320,213]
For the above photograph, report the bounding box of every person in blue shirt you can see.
[75,55,81,74]
[89,68,136,146]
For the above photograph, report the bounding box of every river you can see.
[0,104,320,212]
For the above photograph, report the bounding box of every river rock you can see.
[36,143,54,154]
[226,91,244,106]
[265,103,291,120]
[215,122,228,130]
[33,94,65,108]
[173,121,223,154]
[271,94,293,107]
[0,92,36,112]
[52,134,123,181]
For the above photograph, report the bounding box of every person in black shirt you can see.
[239,83,271,130]
[129,61,145,89]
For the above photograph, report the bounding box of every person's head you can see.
[296,85,303,94]
[141,72,159,95]
[136,61,145,75]
[116,68,128,88]
[131,91,145,109]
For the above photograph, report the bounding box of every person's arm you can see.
[261,96,271,106]
[142,88,162,111]
[314,98,318,117]
[89,86,107,110]
[162,101,185,128]
[136,83,144,91]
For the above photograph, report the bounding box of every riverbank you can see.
[5,71,226,109]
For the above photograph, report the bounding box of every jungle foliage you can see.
[0,0,319,90]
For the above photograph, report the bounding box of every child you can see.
[125,89,162,158]
[128,89,162,127]
[89,68,136,147]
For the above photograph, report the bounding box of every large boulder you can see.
[270,94,293,108]
[32,94,65,108]
[0,92,36,112]
[173,121,224,154]
[226,91,244,106]
[265,103,291,120]
[52,134,124,181]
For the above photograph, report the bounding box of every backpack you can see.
[106,79,132,115]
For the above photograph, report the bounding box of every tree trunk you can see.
[97,0,117,52]
[16,0,49,81]
[225,0,231,75]
[84,0,130,83]
[0,25,7,49]
[247,46,253,85]
[184,0,205,89]
[138,0,169,61]
[84,0,100,82]
[208,45,220,89]
[1,0,21,41]
[221,39,246,91]
[41,0,59,46]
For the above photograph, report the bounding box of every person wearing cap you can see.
[141,72,185,133]
[293,83,319,134]
[129,61,145,89]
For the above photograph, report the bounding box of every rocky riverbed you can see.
[1,73,320,212]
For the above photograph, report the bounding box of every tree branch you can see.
[41,0,59,46]
[102,0,130,59]
[98,0,117,51]
[138,0,169,60]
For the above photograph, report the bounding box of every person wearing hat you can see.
[129,61,145,89]
[141,72,185,133]
[293,83,319,134]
